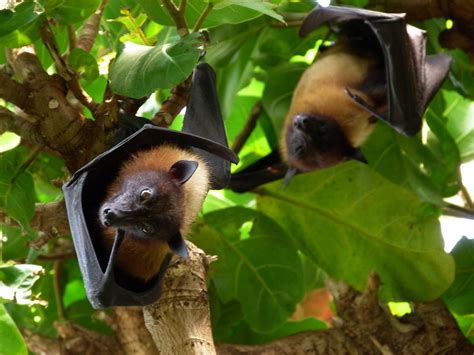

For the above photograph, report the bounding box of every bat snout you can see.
[293,113,310,130]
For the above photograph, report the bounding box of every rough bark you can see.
[143,243,216,355]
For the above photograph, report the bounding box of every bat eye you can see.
[141,223,154,234]
[140,188,152,201]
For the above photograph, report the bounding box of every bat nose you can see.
[102,208,117,227]
[293,114,309,129]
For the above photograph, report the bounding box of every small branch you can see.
[39,21,72,81]
[231,101,262,154]
[40,21,98,113]
[459,173,473,208]
[443,202,474,220]
[152,75,192,127]
[178,0,187,14]
[192,3,214,32]
[11,145,44,183]
[67,25,77,52]
[53,260,65,321]
[162,0,189,37]
[271,20,303,28]
[77,0,108,53]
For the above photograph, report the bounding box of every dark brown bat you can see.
[99,145,209,282]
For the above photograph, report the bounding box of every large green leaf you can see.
[137,0,267,29]
[257,161,454,301]
[442,90,474,162]
[0,1,38,37]
[443,237,474,315]
[190,207,304,332]
[110,35,200,98]
[0,304,27,355]
[50,0,101,24]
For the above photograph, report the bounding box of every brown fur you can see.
[101,145,209,282]
[280,42,385,169]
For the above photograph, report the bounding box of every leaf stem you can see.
[193,3,214,32]
[53,260,65,321]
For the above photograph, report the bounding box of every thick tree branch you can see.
[112,308,159,355]
[143,243,216,354]
[0,107,42,144]
[0,67,30,109]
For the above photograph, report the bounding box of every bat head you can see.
[284,113,365,171]
[99,160,198,242]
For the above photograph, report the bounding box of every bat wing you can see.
[183,63,236,189]
[300,5,452,136]
[229,150,287,192]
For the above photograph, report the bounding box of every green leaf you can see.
[442,90,474,162]
[190,207,304,332]
[0,264,44,305]
[137,0,266,29]
[257,161,454,301]
[0,304,27,355]
[110,35,200,98]
[212,1,284,23]
[443,237,474,315]
[68,48,99,81]
[0,1,38,37]
[50,0,101,24]
[0,149,35,228]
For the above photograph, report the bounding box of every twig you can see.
[459,177,473,209]
[231,101,263,154]
[178,0,187,14]
[11,145,44,183]
[39,21,98,113]
[192,3,214,32]
[162,0,189,37]
[53,260,65,321]
[271,20,303,28]
[121,8,151,46]
[443,203,474,220]
[67,25,77,52]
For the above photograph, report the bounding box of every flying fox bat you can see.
[230,5,452,192]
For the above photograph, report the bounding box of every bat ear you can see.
[169,160,199,185]
[347,147,367,164]
[168,232,188,257]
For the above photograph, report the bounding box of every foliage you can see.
[0,0,473,350]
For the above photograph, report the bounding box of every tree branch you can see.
[77,0,108,53]
[143,243,216,354]
[152,75,192,127]
[162,0,189,37]
[0,67,30,109]
[231,101,262,154]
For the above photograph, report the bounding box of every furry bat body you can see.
[99,145,209,282]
